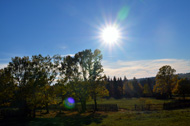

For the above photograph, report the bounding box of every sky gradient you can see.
[0,0,190,79]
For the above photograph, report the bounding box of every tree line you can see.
[0,49,190,117]
[0,49,108,117]
[105,76,153,99]
[105,65,190,99]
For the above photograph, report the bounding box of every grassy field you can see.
[1,98,189,126]
[87,109,190,126]
[86,97,173,110]
[2,109,189,126]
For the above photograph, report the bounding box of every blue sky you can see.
[0,0,190,78]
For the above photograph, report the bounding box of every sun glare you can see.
[101,25,121,44]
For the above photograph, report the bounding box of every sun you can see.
[101,25,121,44]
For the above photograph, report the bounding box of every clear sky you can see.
[0,0,190,79]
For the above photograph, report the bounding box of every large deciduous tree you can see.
[6,55,60,117]
[61,49,108,112]
[0,49,107,114]
[153,65,177,98]
[80,49,108,111]
[8,56,32,114]
[31,54,61,114]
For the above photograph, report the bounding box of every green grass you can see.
[3,109,189,126]
[28,112,107,126]
[86,98,173,109]
[1,98,189,126]
[87,109,190,126]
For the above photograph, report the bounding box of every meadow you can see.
[1,98,190,126]
[27,109,190,126]
[86,98,173,110]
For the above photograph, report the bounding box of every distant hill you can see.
[134,73,190,88]
[136,73,190,82]
[178,73,190,79]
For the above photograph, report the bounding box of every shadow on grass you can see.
[0,111,107,126]
[29,112,107,126]
[0,117,30,126]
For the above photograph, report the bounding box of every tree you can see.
[105,76,111,98]
[132,77,143,97]
[76,49,107,111]
[61,55,89,112]
[0,68,15,107]
[61,49,108,112]
[140,78,154,97]
[123,76,128,97]
[0,49,106,114]
[173,79,190,100]
[153,65,177,98]
[117,77,123,98]
[67,80,90,112]
[31,54,61,114]
[8,56,32,116]
[108,78,115,98]
[61,54,90,112]
[123,81,134,97]
[54,80,67,103]
[143,83,152,97]
[113,76,117,98]
[7,55,60,117]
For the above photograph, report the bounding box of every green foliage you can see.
[123,81,134,97]
[3,49,190,122]
[1,54,62,117]
[153,65,177,98]
[122,77,143,98]
[60,49,107,112]
[1,49,107,113]
[143,83,152,97]
[173,79,190,99]
[0,68,15,107]
[54,82,67,102]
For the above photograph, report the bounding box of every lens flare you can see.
[117,6,130,21]
[64,97,75,109]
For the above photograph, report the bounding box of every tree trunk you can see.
[61,95,64,103]
[183,93,186,100]
[24,105,31,117]
[169,92,172,99]
[32,107,36,118]
[81,100,86,113]
[94,94,98,111]
[46,103,49,113]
